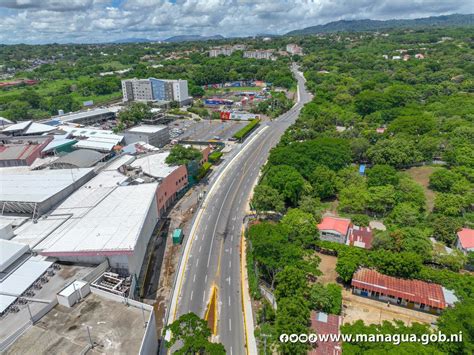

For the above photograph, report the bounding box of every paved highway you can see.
[167,65,312,354]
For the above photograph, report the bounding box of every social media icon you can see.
[279,333,289,343]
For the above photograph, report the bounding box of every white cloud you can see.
[0,0,471,43]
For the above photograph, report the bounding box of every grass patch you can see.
[404,165,441,211]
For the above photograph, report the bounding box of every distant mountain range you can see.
[110,37,153,43]
[164,35,225,43]
[286,14,474,36]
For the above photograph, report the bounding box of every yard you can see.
[404,166,440,211]
[342,289,438,326]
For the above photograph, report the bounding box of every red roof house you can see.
[317,217,351,244]
[308,311,342,355]
[456,228,474,254]
[351,268,457,312]
[347,226,373,249]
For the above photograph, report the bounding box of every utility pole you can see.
[261,333,271,355]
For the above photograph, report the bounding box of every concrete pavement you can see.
[165,65,312,354]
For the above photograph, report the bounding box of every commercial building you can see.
[456,228,474,254]
[124,125,170,148]
[131,152,188,216]
[121,78,190,105]
[48,149,106,169]
[50,107,116,125]
[317,216,351,244]
[35,181,159,277]
[58,125,124,153]
[0,168,94,216]
[308,311,342,355]
[4,290,158,355]
[1,121,56,136]
[351,268,458,314]
[0,136,52,167]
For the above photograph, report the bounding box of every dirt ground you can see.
[342,289,438,326]
[405,166,439,211]
[316,252,338,285]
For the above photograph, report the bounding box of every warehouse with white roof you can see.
[0,168,95,216]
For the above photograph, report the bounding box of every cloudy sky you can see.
[0,0,471,44]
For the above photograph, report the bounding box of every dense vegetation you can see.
[249,26,474,354]
[0,42,294,120]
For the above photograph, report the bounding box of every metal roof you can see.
[50,149,106,168]
[0,256,53,313]
[73,140,117,152]
[0,168,94,203]
[41,137,77,153]
[1,120,31,132]
[37,183,158,256]
[351,268,448,309]
[131,152,178,178]
[127,125,168,134]
[0,239,29,272]
[51,108,114,123]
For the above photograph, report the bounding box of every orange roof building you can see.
[317,217,351,244]
[351,268,458,314]
[456,228,474,254]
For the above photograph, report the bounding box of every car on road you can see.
[213,136,221,140]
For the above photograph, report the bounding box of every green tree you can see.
[309,283,342,315]
[433,193,469,216]
[437,300,474,355]
[368,185,397,215]
[251,185,285,214]
[164,312,225,354]
[166,145,203,166]
[275,266,307,301]
[338,184,369,214]
[310,165,338,199]
[265,165,307,206]
[281,208,318,248]
[428,214,462,246]
[367,138,423,168]
[388,203,423,227]
[118,102,153,126]
[429,169,460,192]
[367,165,399,187]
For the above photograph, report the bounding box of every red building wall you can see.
[156,164,188,217]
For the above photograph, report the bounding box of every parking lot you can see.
[169,119,248,141]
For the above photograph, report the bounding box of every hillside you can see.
[286,14,473,35]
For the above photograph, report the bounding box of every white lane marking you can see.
[230,248,233,255]
[205,274,208,283]
[229,318,232,331]
[232,225,235,231]
[196,258,199,267]
[190,290,193,301]
[228,276,231,285]
[204,225,208,232]
[195,235,198,241]
[230,347,233,355]
[203,292,206,303]
[228,296,231,306]
[207,173,239,268]
[199,245,202,252]
[229,260,232,269]
[231,235,234,242]
[193,274,196,283]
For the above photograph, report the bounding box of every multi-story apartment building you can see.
[243,49,274,60]
[121,78,190,105]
